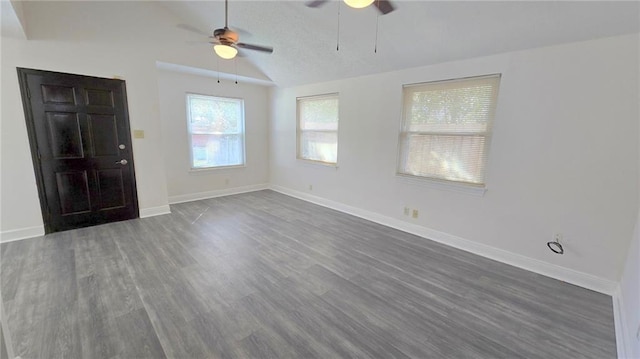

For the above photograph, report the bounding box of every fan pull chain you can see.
[374,11,379,53]
[234,58,238,84]
[217,57,220,83]
[336,1,341,51]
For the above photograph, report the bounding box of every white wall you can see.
[269,34,639,286]
[157,70,270,203]
[617,51,640,355]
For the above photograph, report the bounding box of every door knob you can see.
[119,144,126,149]
[117,159,128,165]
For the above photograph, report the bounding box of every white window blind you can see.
[186,94,245,169]
[398,74,501,186]
[297,94,339,164]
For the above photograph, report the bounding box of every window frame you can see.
[185,93,246,171]
[296,93,340,166]
[396,74,501,188]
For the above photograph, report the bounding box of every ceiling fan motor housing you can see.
[214,27,239,44]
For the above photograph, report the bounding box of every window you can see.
[186,94,245,169]
[397,74,501,186]
[297,94,339,164]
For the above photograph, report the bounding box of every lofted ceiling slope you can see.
[5,1,640,87]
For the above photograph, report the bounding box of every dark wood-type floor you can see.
[1,190,616,358]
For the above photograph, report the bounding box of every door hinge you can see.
[26,85,31,99]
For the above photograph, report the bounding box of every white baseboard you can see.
[168,183,269,204]
[0,185,268,242]
[0,225,45,243]
[613,284,632,359]
[0,207,172,241]
[269,185,617,295]
[0,206,174,241]
[139,205,171,218]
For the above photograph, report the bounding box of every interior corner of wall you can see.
[8,0,28,39]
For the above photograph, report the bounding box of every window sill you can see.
[296,158,339,169]
[189,164,246,174]
[395,173,487,197]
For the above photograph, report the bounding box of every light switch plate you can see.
[133,130,145,139]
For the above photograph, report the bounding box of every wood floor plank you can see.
[113,308,166,358]
[77,274,118,359]
[1,190,617,358]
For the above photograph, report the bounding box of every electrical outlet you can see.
[404,207,410,216]
[412,209,419,219]
[308,184,313,191]
[554,233,563,242]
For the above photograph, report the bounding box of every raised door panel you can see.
[88,114,119,157]
[85,88,114,107]
[55,171,91,215]
[96,169,126,210]
[41,84,77,105]
[46,112,84,159]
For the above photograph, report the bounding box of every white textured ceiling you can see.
[160,1,639,86]
[11,1,640,87]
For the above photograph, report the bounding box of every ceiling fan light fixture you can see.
[214,44,238,59]
[344,0,375,9]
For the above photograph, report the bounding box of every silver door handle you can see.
[117,159,128,165]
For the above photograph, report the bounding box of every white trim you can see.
[189,164,247,173]
[269,184,617,295]
[0,225,45,243]
[296,94,339,165]
[395,173,487,197]
[613,284,631,359]
[186,93,247,171]
[296,158,339,168]
[168,183,269,204]
[139,205,171,218]
[0,186,267,241]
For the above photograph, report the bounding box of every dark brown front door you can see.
[18,68,139,233]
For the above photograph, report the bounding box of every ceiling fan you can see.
[194,0,273,60]
[306,0,395,15]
